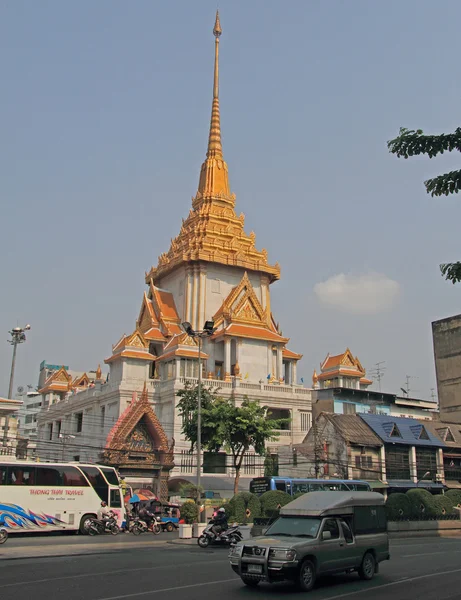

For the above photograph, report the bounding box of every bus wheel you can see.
[79,515,94,535]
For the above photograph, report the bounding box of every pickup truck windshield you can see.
[266,516,321,538]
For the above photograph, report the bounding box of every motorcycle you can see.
[130,516,161,536]
[87,512,120,536]
[0,528,8,545]
[197,521,243,548]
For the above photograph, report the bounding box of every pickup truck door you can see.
[339,518,360,568]
[317,518,350,573]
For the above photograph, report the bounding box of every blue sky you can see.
[1,0,461,401]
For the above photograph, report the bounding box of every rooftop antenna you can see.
[404,374,418,397]
[368,361,386,392]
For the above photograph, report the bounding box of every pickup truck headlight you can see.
[269,548,297,561]
[229,544,241,558]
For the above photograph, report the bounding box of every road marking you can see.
[95,578,239,600]
[0,558,228,588]
[322,566,461,600]
[404,551,450,557]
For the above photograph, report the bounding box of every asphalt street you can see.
[1,536,461,600]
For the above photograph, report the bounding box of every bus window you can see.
[293,482,309,494]
[0,465,6,485]
[110,488,122,508]
[99,467,119,486]
[79,466,109,503]
[7,466,36,485]
[36,466,61,486]
[309,483,325,491]
[60,466,89,487]
[324,483,342,491]
[275,480,287,492]
[355,484,370,491]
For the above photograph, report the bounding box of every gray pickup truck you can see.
[229,491,390,591]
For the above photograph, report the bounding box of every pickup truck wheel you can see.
[241,577,259,587]
[358,552,375,580]
[298,559,316,592]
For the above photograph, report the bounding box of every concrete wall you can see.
[388,519,461,538]
[432,314,461,421]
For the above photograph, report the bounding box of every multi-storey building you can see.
[37,13,312,498]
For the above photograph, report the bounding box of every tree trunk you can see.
[234,467,241,495]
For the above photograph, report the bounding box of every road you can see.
[1,536,461,599]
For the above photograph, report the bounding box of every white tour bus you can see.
[0,460,125,534]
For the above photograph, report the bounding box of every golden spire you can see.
[195,11,231,206]
[208,10,222,158]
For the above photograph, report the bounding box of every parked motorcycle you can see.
[197,521,243,548]
[0,528,8,545]
[87,512,120,536]
[130,516,161,536]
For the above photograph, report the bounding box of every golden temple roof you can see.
[146,12,280,284]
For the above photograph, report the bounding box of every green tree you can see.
[387,126,461,283]
[177,383,289,494]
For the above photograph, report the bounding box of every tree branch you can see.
[425,170,461,197]
[440,262,461,284]
[388,127,461,159]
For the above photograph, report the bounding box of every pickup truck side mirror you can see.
[322,531,332,541]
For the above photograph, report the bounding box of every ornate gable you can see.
[214,272,267,326]
[137,292,159,334]
[53,367,72,384]
[340,349,356,368]
[73,373,90,387]
[126,330,148,349]
[104,384,173,464]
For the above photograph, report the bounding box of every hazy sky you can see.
[2,0,461,401]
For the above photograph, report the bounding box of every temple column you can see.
[191,266,198,330]
[198,266,206,328]
[185,268,192,323]
[224,338,231,380]
[277,346,283,381]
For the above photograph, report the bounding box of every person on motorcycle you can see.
[210,507,228,538]
[97,501,112,523]
[138,504,155,529]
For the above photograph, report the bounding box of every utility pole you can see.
[4,324,31,447]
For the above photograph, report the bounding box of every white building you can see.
[0,396,23,457]
[37,13,313,496]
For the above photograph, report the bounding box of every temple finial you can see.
[213,10,222,38]
[207,11,223,158]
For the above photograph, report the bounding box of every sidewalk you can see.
[0,538,169,561]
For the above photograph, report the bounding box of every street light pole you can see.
[4,325,31,447]
[197,334,202,500]
[181,320,216,515]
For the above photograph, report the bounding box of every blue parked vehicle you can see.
[151,501,181,532]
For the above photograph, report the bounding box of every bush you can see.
[434,495,458,517]
[180,501,199,524]
[385,493,413,520]
[228,492,261,524]
[445,490,461,507]
[406,489,437,518]
[259,490,292,519]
